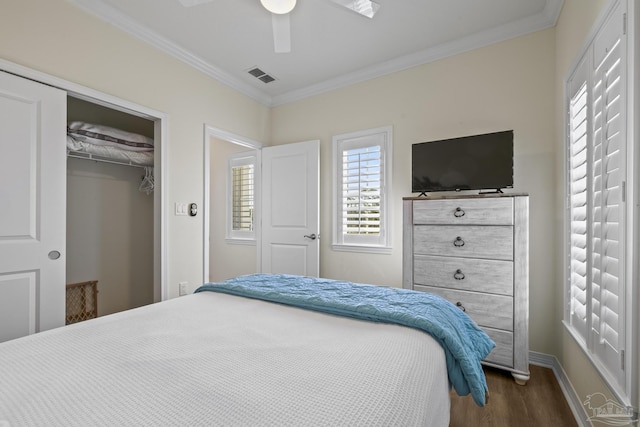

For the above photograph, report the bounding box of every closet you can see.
[66,96,155,318]
[0,65,164,343]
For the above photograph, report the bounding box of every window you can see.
[565,0,634,404]
[227,152,256,242]
[332,126,392,252]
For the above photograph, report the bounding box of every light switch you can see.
[175,202,188,216]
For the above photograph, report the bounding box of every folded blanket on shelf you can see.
[67,121,154,152]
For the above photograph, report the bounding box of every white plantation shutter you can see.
[342,145,382,236]
[565,0,629,398]
[227,152,256,240]
[333,127,392,250]
[232,164,254,231]
[568,71,589,341]
[590,24,625,383]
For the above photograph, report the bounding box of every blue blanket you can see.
[195,274,494,406]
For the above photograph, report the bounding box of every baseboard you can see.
[529,351,591,427]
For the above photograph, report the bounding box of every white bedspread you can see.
[0,292,450,426]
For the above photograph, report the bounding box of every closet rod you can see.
[67,150,151,169]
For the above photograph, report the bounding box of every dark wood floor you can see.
[450,364,578,427]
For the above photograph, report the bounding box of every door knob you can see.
[48,250,61,260]
[304,233,318,240]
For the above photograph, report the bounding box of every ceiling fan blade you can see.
[271,13,291,53]
[330,0,380,18]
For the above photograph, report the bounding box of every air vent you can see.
[258,74,276,84]
[247,67,277,84]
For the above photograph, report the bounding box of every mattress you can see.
[0,291,451,426]
[198,273,493,405]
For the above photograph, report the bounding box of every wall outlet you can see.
[179,281,188,296]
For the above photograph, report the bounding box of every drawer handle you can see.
[454,269,465,280]
[454,207,466,218]
[456,302,466,312]
[453,236,465,247]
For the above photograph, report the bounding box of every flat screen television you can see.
[412,130,513,194]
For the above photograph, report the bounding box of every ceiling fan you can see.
[177,0,380,53]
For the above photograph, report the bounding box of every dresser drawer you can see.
[413,198,514,225]
[415,285,513,331]
[483,328,513,368]
[413,255,513,296]
[413,225,513,260]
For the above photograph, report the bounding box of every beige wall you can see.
[66,97,155,316]
[0,0,270,298]
[67,157,154,316]
[271,29,558,355]
[209,137,258,281]
[554,0,628,411]
[67,96,155,138]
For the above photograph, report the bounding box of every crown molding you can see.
[543,0,565,25]
[69,0,273,106]
[69,0,564,108]
[271,0,564,106]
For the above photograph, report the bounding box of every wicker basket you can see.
[66,281,98,325]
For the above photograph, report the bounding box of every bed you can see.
[0,274,493,426]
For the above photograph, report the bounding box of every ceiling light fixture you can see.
[260,0,297,14]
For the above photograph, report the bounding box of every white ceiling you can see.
[70,0,564,106]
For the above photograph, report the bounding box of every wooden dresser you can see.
[403,194,529,384]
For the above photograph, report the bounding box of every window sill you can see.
[331,244,392,254]
[562,320,632,408]
[225,238,256,246]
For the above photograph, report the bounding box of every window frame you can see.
[563,0,637,407]
[226,151,257,244]
[332,126,392,253]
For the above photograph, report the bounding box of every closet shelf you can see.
[66,123,155,193]
[67,150,149,169]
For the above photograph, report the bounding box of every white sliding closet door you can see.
[0,71,67,342]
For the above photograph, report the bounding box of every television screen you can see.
[412,130,513,194]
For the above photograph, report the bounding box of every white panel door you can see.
[0,71,66,342]
[261,140,319,276]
